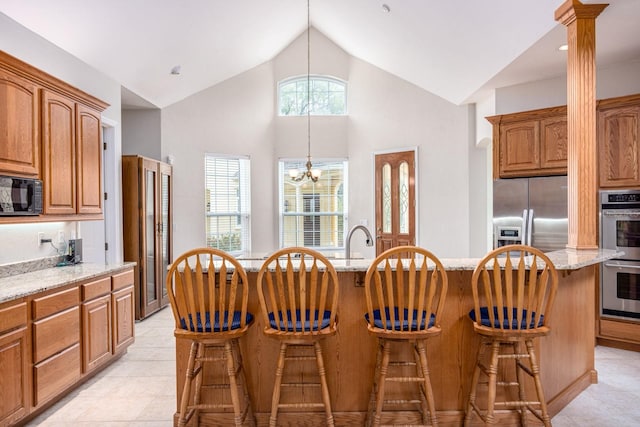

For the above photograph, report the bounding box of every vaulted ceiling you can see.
[1,0,639,109]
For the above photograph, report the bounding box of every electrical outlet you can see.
[38,232,44,247]
[57,230,65,243]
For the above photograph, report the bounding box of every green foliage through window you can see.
[278,76,347,116]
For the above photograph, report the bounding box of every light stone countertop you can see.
[236,248,622,272]
[0,262,136,304]
[0,249,621,304]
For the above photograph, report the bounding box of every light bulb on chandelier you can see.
[289,0,321,183]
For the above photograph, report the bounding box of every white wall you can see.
[161,28,475,259]
[0,12,124,265]
[122,109,162,160]
[495,60,640,114]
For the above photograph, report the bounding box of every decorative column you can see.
[555,0,607,249]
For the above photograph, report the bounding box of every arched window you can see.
[278,75,347,116]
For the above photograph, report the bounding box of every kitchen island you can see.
[173,249,618,426]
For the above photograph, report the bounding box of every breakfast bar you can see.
[173,248,618,426]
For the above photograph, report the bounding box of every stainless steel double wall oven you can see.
[600,189,640,321]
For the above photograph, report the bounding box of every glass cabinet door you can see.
[141,159,160,318]
[159,163,172,307]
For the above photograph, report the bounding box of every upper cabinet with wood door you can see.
[488,105,568,179]
[0,50,108,222]
[598,94,640,188]
[0,66,40,177]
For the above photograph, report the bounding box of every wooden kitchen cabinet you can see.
[122,155,173,320]
[112,270,135,354]
[42,89,76,215]
[0,301,29,427]
[598,94,640,188]
[0,66,40,177]
[42,90,104,217]
[0,50,108,224]
[31,286,81,408]
[76,104,103,214]
[81,277,112,373]
[488,105,567,179]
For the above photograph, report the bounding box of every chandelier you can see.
[289,0,321,182]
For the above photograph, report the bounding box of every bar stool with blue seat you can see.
[166,248,255,427]
[256,247,339,427]
[464,244,558,427]
[363,246,449,427]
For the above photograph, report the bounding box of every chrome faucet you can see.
[345,225,374,260]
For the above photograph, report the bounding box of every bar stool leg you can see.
[415,339,438,426]
[485,340,501,425]
[366,340,384,427]
[526,339,551,427]
[314,341,335,427]
[372,339,392,427]
[464,339,488,426]
[269,342,288,427]
[233,339,256,426]
[224,340,244,427]
[178,341,199,427]
[513,341,528,426]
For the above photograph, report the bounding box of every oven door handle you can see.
[602,209,640,218]
[604,263,640,270]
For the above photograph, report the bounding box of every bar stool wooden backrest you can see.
[166,247,255,427]
[363,245,448,427]
[256,247,339,427]
[465,244,558,427]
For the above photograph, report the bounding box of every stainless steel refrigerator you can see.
[493,175,568,252]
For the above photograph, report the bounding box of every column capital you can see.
[555,0,608,26]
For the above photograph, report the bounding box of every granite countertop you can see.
[0,249,621,304]
[0,262,136,304]
[236,248,622,272]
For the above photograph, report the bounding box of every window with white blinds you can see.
[279,159,347,249]
[204,154,250,254]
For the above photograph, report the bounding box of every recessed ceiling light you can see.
[382,4,391,13]
[558,44,568,51]
[170,65,181,75]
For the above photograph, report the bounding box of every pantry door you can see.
[374,150,416,255]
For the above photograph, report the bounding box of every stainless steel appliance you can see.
[493,176,568,252]
[600,189,640,321]
[0,175,42,216]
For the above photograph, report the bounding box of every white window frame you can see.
[278,158,348,251]
[277,75,347,116]
[204,153,251,255]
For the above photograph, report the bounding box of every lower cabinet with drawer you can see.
[31,287,81,408]
[0,300,29,427]
[0,266,135,426]
[81,277,113,373]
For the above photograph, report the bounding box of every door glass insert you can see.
[399,161,409,234]
[145,169,157,303]
[382,163,391,233]
[617,272,640,301]
[160,172,170,298]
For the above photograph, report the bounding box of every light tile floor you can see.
[28,306,640,426]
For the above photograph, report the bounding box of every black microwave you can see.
[0,175,43,216]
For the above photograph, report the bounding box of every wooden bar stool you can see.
[166,248,255,427]
[363,246,448,427]
[464,244,558,427]
[256,247,339,427]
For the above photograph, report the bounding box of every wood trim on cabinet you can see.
[31,287,79,320]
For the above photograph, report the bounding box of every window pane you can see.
[399,161,409,234]
[278,76,346,116]
[280,159,347,249]
[382,163,391,233]
[205,155,250,254]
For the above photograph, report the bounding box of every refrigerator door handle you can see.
[521,209,529,246]
[526,209,534,246]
